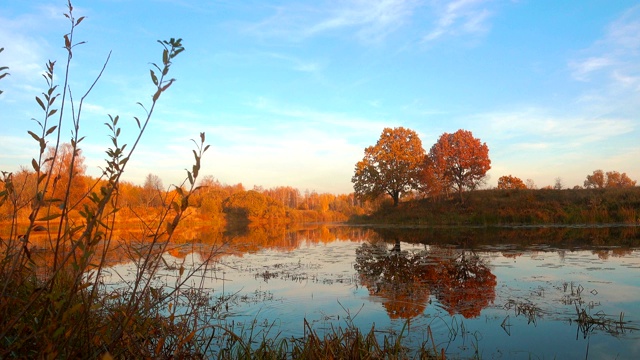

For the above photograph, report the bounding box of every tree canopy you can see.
[222,190,287,225]
[584,170,637,189]
[425,129,491,202]
[352,127,425,207]
[497,175,526,190]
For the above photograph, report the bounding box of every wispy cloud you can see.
[265,52,325,74]
[470,108,637,188]
[569,56,616,81]
[244,0,419,43]
[475,108,634,146]
[249,96,389,136]
[0,4,70,100]
[570,5,640,84]
[423,0,493,42]
[568,5,640,121]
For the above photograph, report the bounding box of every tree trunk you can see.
[392,191,400,207]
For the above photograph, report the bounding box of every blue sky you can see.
[1,0,639,194]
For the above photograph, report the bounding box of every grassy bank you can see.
[350,187,640,226]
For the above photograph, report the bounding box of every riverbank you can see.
[349,187,640,226]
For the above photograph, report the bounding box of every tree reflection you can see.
[432,250,496,318]
[355,240,435,319]
[354,240,496,319]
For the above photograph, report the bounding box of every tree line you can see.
[352,127,637,207]
[0,145,368,226]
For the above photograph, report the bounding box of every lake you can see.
[103,224,640,359]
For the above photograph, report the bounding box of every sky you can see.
[1,0,639,194]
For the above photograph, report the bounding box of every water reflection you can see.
[24,223,640,358]
[355,240,434,319]
[354,239,496,319]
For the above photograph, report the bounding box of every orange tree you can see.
[584,169,606,189]
[352,127,425,207]
[43,143,88,209]
[584,169,637,188]
[497,175,526,190]
[425,129,490,202]
[605,171,636,188]
[222,190,287,225]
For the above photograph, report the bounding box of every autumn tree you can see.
[222,190,287,225]
[584,170,605,189]
[425,129,490,202]
[0,167,37,219]
[352,127,425,207]
[497,175,526,190]
[525,178,536,190]
[141,173,164,207]
[605,171,636,188]
[583,170,636,189]
[43,143,88,208]
[553,177,563,190]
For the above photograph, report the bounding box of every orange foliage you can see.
[432,251,496,318]
[497,175,527,190]
[425,129,491,202]
[355,241,497,319]
[352,127,425,207]
[43,143,88,208]
[584,169,637,189]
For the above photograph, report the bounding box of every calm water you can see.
[105,225,640,359]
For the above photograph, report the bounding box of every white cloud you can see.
[248,97,389,136]
[473,108,634,150]
[423,0,493,42]
[570,5,640,90]
[569,56,615,81]
[244,0,418,44]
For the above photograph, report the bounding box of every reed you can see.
[215,319,443,359]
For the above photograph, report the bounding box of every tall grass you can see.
[352,188,640,226]
[0,2,220,357]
